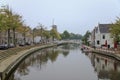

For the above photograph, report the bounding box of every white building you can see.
[34,36,41,43]
[88,29,95,47]
[94,24,114,48]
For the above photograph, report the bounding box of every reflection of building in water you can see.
[86,52,120,80]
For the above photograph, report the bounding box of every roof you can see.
[99,24,112,33]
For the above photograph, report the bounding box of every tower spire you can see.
[52,18,54,25]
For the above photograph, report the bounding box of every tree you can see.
[60,30,82,40]
[0,13,6,31]
[61,30,70,39]
[82,30,91,45]
[50,28,61,41]
[0,6,13,47]
[32,28,37,44]
[110,17,120,43]
[0,13,7,35]
[12,14,23,46]
[0,6,23,47]
[36,23,46,43]
[69,33,82,40]
[42,30,51,43]
[17,25,31,45]
[0,13,6,45]
[23,26,31,44]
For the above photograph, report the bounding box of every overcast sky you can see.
[1,0,120,35]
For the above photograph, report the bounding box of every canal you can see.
[8,44,120,80]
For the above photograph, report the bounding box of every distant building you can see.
[52,24,57,31]
[0,31,7,46]
[51,19,57,31]
[34,36,41,43]
[88,29,95,47]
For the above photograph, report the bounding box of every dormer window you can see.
[103,35,105,39]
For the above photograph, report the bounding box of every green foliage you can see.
[50,28,61,40]
[32,28,40,37]
[110,17,120,42]
[0,13,6,31]
[0,5,24,46]
[61,30,70,39]
[69,33,82,39]
[82,30,91,45]
[43,30,51,39]
[60,30,82,40]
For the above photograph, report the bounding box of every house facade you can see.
[89,24,114,48]
[0,30,33,47]
[88,29,95,47]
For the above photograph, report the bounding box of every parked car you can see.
[9,43,15,48]
[19,43,25,46]
[0,44,8,50]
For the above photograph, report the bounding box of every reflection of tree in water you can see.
[86,52,120,80]
[62,51,69,57]
[8,47,70,80]
[98,70,120,80]
[110,70,120,80]
[17,61,30,76]
[61,44,71,49]
[48,49,59,62]
[9,60,30,80]
[61,44,79,50]
[98,70,109,79]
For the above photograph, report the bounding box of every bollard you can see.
[0,72,2,80]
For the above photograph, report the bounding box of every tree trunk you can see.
[53,36,54,42]
[13,28,16,47]
[7,29,10,48]
[32,32,34,44]
[23,33,26,45]
[0,31,1,45]
[40,35,42,44]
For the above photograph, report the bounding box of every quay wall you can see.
[82,45,120,61]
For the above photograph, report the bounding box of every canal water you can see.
[8,44,120,80]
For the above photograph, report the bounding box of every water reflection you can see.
[85,52,120,80]
[8,45,71,80]
[7,44,120,80]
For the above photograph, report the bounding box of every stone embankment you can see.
[82,45,120,61]
[0,43,58,80]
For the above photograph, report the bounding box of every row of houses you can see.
[0,30,33,47]
[88,24,117,49]
[0,25,57,48]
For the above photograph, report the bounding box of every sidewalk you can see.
[0,45,36,62]
[0,45,41,72]
[0,43,49,62]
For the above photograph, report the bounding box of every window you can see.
[97,40,100,45]
[103,35,105,39]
